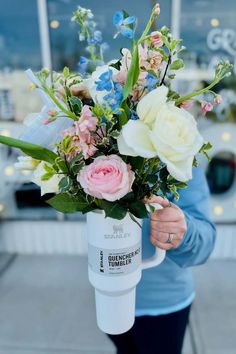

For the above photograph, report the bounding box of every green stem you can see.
[176,78,220,106]
[137,11,157,45]
[43,86,78,121]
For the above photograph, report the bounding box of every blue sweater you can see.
[136,167,216,316]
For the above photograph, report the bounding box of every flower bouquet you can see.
[0,4,232,334]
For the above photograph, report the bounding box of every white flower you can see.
[136,85,168,126]
[117,90,204,182]
[84,65,119,105]
[117,120,156,158]
[32,162,62,196]
[150,103,204,181]
[15,156,39,170]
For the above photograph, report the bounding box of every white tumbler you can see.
[87,204,165,335]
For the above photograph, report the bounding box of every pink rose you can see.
[78,155,135,202]
[150,31,163,48]
[201,101,213,115]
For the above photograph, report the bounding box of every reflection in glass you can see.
[47,0,171,70]
[206,151,236,194]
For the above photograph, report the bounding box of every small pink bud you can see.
[214,95,222,105]
[180,100,193,109]
[43,119,50,125]
[201,101,213,115]
[154,3,160,15]
[48,108,57,117]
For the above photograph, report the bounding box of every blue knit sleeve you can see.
[167,167,216,268]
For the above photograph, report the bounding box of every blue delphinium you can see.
[146,73,159,91]
[113,11,136,39]
[77,56,89,75]
[95,70,113,91]
[103,82,123,111]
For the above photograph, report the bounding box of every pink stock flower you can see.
[116,70,128,86]
[62,105,99,159]
[150,31,163,48]
[201,101,213,115]
[214,95,222,105]
[77,155,135,202]
[147,50,163,70]
[180,100,193,109]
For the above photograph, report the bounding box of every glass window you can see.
[180,0,236,72]
[0,0,41,70]
[47,0,171,70]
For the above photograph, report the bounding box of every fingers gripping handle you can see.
[141,203,166,270]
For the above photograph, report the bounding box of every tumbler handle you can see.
[141,203,166,270]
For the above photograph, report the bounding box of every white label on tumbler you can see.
[88,242,141,276]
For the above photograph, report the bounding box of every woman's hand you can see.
[147,195,187,250]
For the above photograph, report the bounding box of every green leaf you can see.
[109,130,120,139]
[122,44,140,101]
[130,157,145,173]
[120,192,135,202]
[69,96,82,115]
[59,176,73,192]
[47,193,88,213]
[41,172,54,181]
[129,201,148,219]
[54,157,69,173]
[63,66,70,78]
[97,200,127,220]
[0,136,57,164]
[169,59,184,70]
[147,174,157,184]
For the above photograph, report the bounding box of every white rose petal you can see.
[150,103,204,181]
[118,120,157,158]
[32,162,62,196]
[137,85,168,126]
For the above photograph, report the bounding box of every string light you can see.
[211,18,220,27]
[50,20,60,29]
[221,132,231,141]
[213,206,224,215]
[4,166,15,176]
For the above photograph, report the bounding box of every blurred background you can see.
[0,1,235,353]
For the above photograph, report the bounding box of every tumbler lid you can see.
[95,288,135,335]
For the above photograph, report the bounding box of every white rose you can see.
[32,162,62,196]
[150,103,204,181]
[84,65,119,105]
[15,156,39,170]
[117,120,156,158]
[136,85,168,126]
[117,101,204,182]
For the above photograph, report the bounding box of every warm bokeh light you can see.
[0,129,11,137]
[0,203,5,213]
[210,18,220,27]
[50,20,60,29]
[221,132,231,141]
[4,166,15,176]
[213,205,224,215]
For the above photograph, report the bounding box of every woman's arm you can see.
[149,167,216,268]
